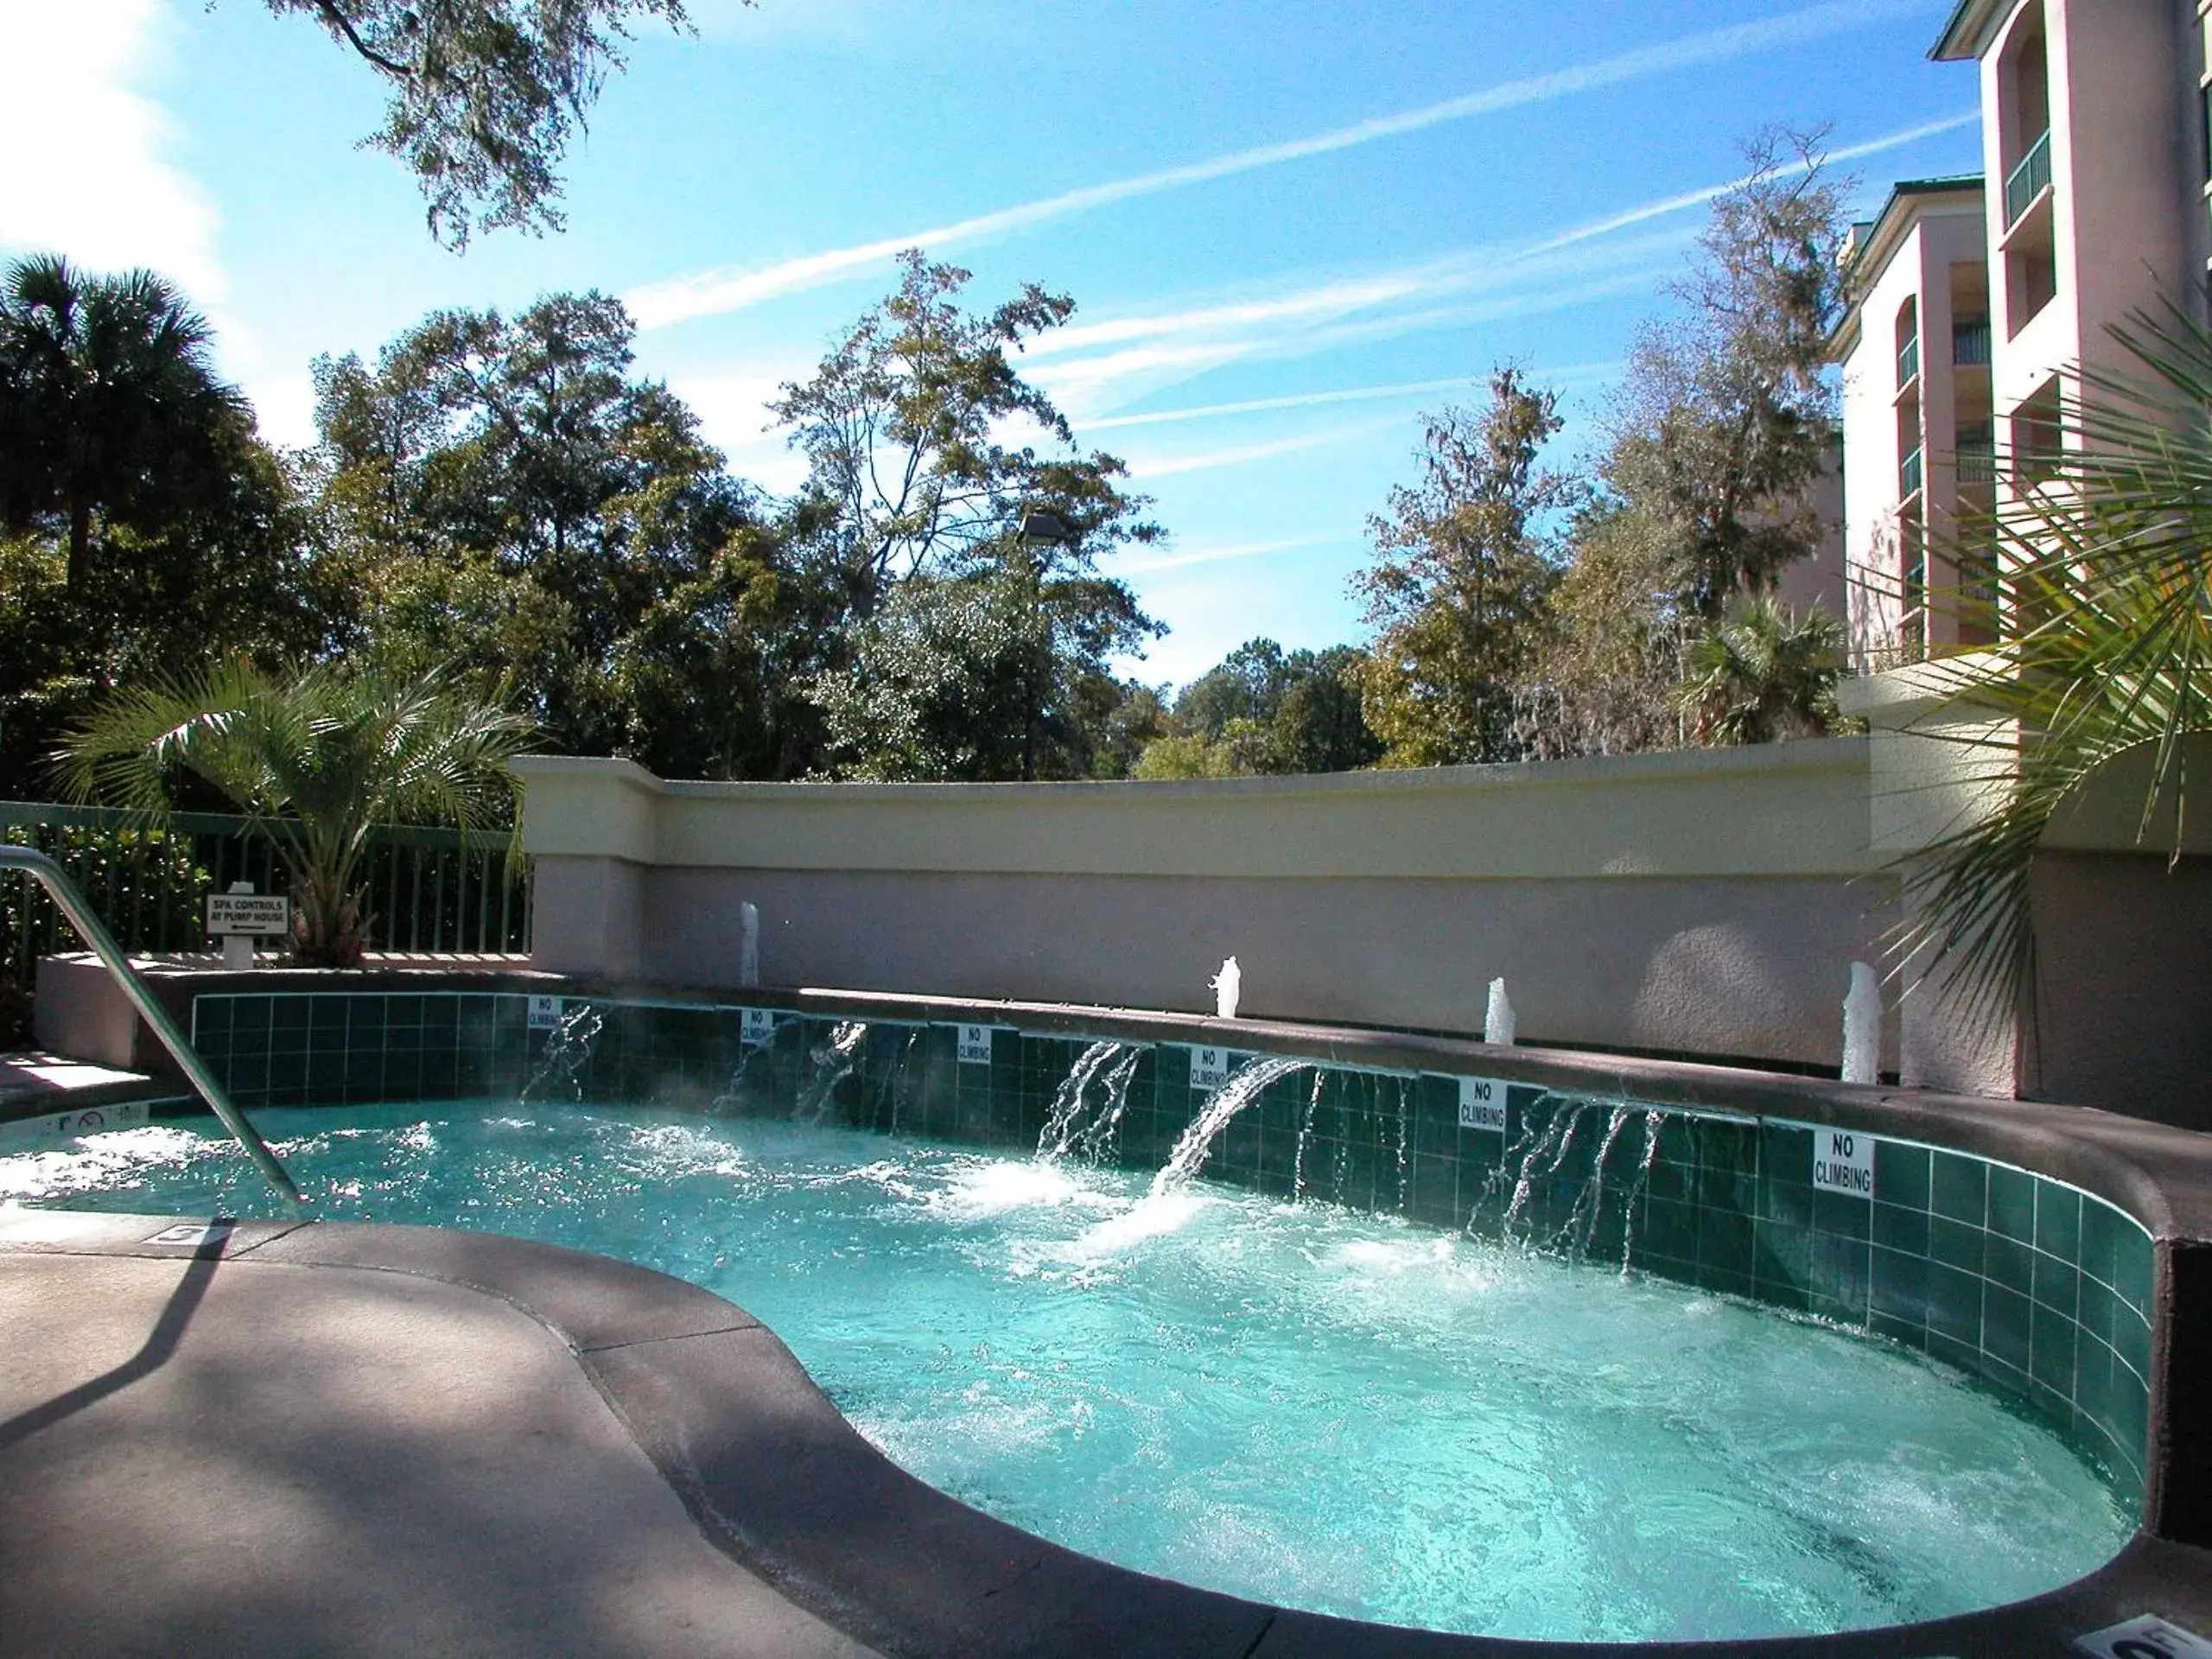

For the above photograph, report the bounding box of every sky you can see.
[0,0,1982,690]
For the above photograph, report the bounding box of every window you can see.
[2012,378,2063,487]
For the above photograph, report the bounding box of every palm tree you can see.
[0,255,246,588]
[55,662,535,966]
[1678,594,1852,745]
[1893,299,2212,1033]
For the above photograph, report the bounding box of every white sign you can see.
[957,1024,995,1065]
[205,893,290,937]
[741,1007,776,1046]
[1811,1128,1876,1198]
[1457,1076,1509,1132]
[2075,1615,2212,1659]
[143,1222,231,1247]
[1187,1044,1231,1090]
[528,995,563,1030]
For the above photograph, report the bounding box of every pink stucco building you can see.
[1834,0,2211,667]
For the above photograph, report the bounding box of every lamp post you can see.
[1015,508,1073,782]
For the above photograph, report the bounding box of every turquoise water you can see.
[0,1101,2132,1643]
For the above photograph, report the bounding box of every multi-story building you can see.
[1835,0,2210,669]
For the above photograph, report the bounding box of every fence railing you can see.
[0,801,531,984]
[1953,317,1992,366]
[2005,130,2051,228]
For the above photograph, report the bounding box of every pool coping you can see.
[1,1209,2205,1658]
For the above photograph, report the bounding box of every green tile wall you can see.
[184,989,2158,1510]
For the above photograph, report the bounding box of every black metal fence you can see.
[0,801,532,982]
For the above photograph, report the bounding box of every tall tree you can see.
[1602,127,1850,620]
[0,257,249,589]
[774,252,1162,779]
[308,291,784,769]
[1510,502,1688,760]
[1351,368,1574,766]
[0,258,319,793]
[267,0,696,247]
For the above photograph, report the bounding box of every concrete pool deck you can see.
[3,1210,2211,1658]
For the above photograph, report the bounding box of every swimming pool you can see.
[0,1087,2136,1643]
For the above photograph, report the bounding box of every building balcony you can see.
[1953,317,1992,367]
[1897,334,1920,389]
[1900,446,1924,499]
[2005,130,2051,229]
[1957,438,1997,486]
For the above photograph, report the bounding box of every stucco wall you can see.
[518,742,1898,1072]
[2028,850,2212,1131]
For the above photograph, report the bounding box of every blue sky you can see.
[0,0,1980,688]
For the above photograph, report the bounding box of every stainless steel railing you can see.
[0,843,304,1211]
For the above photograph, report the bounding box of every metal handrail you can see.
[2005,130,2051,227]
[0,844,303,1211]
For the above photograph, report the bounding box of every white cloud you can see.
[243,373,318,449]
[0,0,226,303]
[624,0,1930,330]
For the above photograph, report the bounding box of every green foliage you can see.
[267,0,696,248]
[0,257,324,793]
[1600,128,1848,620]
[807,568,1156,782]
[1510,502,1687,759]
[57,661,534,966]
[0,823,209,980]
[308,291,787,768]
[1142,639,1381,778]
[774,253,1163,780]
[1351,368,1573,766]
[1898,300,2212,1032]
[1678,595,1852,746]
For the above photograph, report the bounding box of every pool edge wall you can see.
[510,741,2212,1128]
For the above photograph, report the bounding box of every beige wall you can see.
[518,743,1897,1072]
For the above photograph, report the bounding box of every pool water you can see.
[0,1101,2132,1643]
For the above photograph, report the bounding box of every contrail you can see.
[626,0,1929,330]
[1086,364,1626,431]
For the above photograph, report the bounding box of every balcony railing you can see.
[1897,334,1920,389]
[1900,445,1924,499]
[2005,129,2052,227]
[1953,317,1992,365]
[1956,435,1997,486]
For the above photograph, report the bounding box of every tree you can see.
[1897,301,2212,1032]
[1510,501,1687,760]
[772,252,1160,611]
[0,256,249,589]
[1677,595,1851,746]
[773,253,1162,779]
[267,0,696,247]
[1141,639,1381,778]
[0,258,321,794]
[308,292,781,767]
[1603,127,1850,620]
[806,563,1157,782]
[57,661,534,966]
[1351,368,1573,766]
